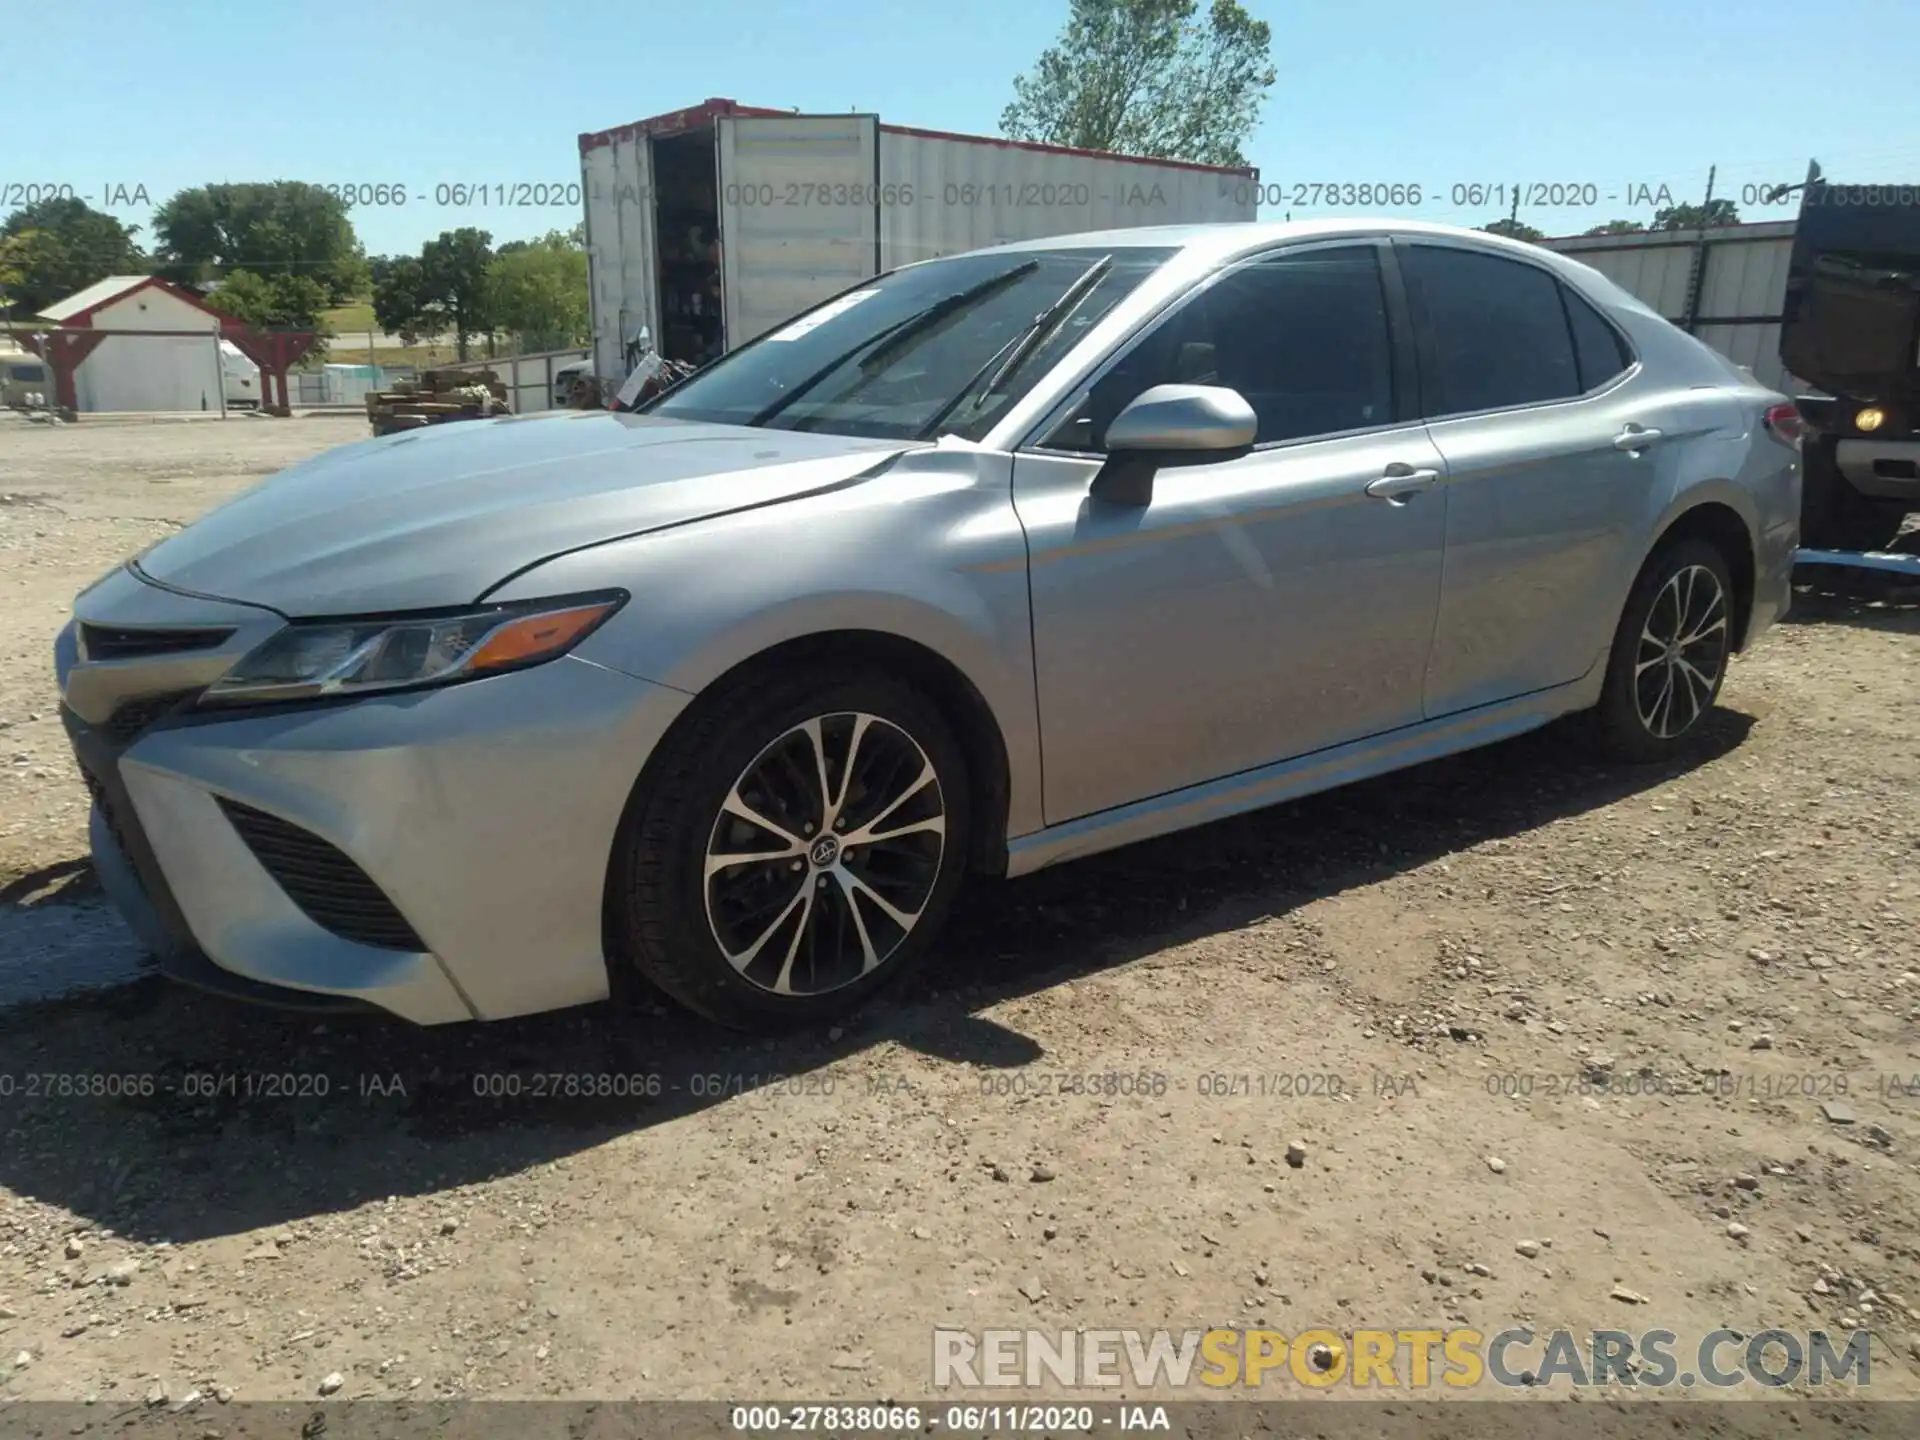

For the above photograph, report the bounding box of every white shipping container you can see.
[1542,221,1803,392]
[579,98,1256,380]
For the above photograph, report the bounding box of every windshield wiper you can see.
[747,260,1041,428]
[915,255,1114,440]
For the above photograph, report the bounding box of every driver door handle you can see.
[1365,465,1441,501]
[1613,424,1664,451]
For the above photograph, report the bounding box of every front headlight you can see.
[199,591,626,706]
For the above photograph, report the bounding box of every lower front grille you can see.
[216,799,428,952]
[103,689,200,746]
[81,766,134,860]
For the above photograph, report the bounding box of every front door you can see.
[1013,242,1450,825]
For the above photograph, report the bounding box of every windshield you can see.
[641,246,1176,441]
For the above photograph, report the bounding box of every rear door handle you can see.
[1365,466,1441,501]
[1613,424,1664,451]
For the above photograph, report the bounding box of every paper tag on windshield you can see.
[764,289,879,342]
[614,351,664,407]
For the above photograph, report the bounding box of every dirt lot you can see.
[0,412,1917,1409]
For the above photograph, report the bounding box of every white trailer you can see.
[220,340,260,409]
[579,97,1257,380]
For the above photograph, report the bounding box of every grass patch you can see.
[322,302,377,334]
[300,341,497,373]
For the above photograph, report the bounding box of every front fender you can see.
[485,452,1046,840]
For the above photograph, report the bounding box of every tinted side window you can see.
[1400,245,1580,415]
[1561,285,1632,390]
[1055,246,1395,451]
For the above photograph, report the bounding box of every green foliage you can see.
[1001,0,1275,167]
[0,197,148,317]
[370,254,431,344]
[1582,219,1647,236]
[371,228,496,359]
[1651,198,1740,231]
[1480,217,1545,242]
[484,231,589,351]
[209,268,333,339]
[150,182,366,306]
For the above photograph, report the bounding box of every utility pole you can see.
[1681,165,1719,336]
[213,326,227,419]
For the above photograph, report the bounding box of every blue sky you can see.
[9,0,1920,259]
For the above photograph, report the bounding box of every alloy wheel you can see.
[703,712,947,996]
[1633,564,1729,739]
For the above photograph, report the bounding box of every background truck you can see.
[1778,174,1920,552]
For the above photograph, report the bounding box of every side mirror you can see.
[1091,384,1257,506]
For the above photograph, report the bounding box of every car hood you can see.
[133,411,918,616]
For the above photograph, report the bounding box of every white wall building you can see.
[39,275,234,413]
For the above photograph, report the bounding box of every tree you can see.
[1001,0,1275,167]
[1480,217,1545,242]
[485,230,589,351]
[210,269,332,333]
[372,228,496,359]
[1652,198,1740,231]
[0,197,147,317]
[150,182,366,307]
[1582,219,1646,236]
[370,255,431,343]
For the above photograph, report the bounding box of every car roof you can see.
[975,218,1558,267]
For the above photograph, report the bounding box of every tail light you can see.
[1763,402,1806,448]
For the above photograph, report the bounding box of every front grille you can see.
[80,623,233,661]
[103,689,199,746]
[216,798,427,952]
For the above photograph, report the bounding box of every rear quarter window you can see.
[1560,286,1633,391]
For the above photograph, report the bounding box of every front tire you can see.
[1593,539,1735,763]
[610,667,971,1031]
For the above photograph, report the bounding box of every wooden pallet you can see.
[366,366,510,435]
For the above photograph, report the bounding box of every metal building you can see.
[37,276,232,412]
[1542,221,1800,391]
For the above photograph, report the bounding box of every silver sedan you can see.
[56,221,1802,1030]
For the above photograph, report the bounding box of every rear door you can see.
[717,114,881,349]
[1398,239,1685,716]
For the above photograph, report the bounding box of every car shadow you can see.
[0,708,1754,1244]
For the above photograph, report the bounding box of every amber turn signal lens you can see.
[466,603,617,672]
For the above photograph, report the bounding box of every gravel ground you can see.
[1,412,1918,1407]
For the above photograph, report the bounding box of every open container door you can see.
[582,128,661,381]
[717,114,880,349]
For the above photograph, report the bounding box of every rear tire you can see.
[1593,539,1735,763]
[609,666,971,1031]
